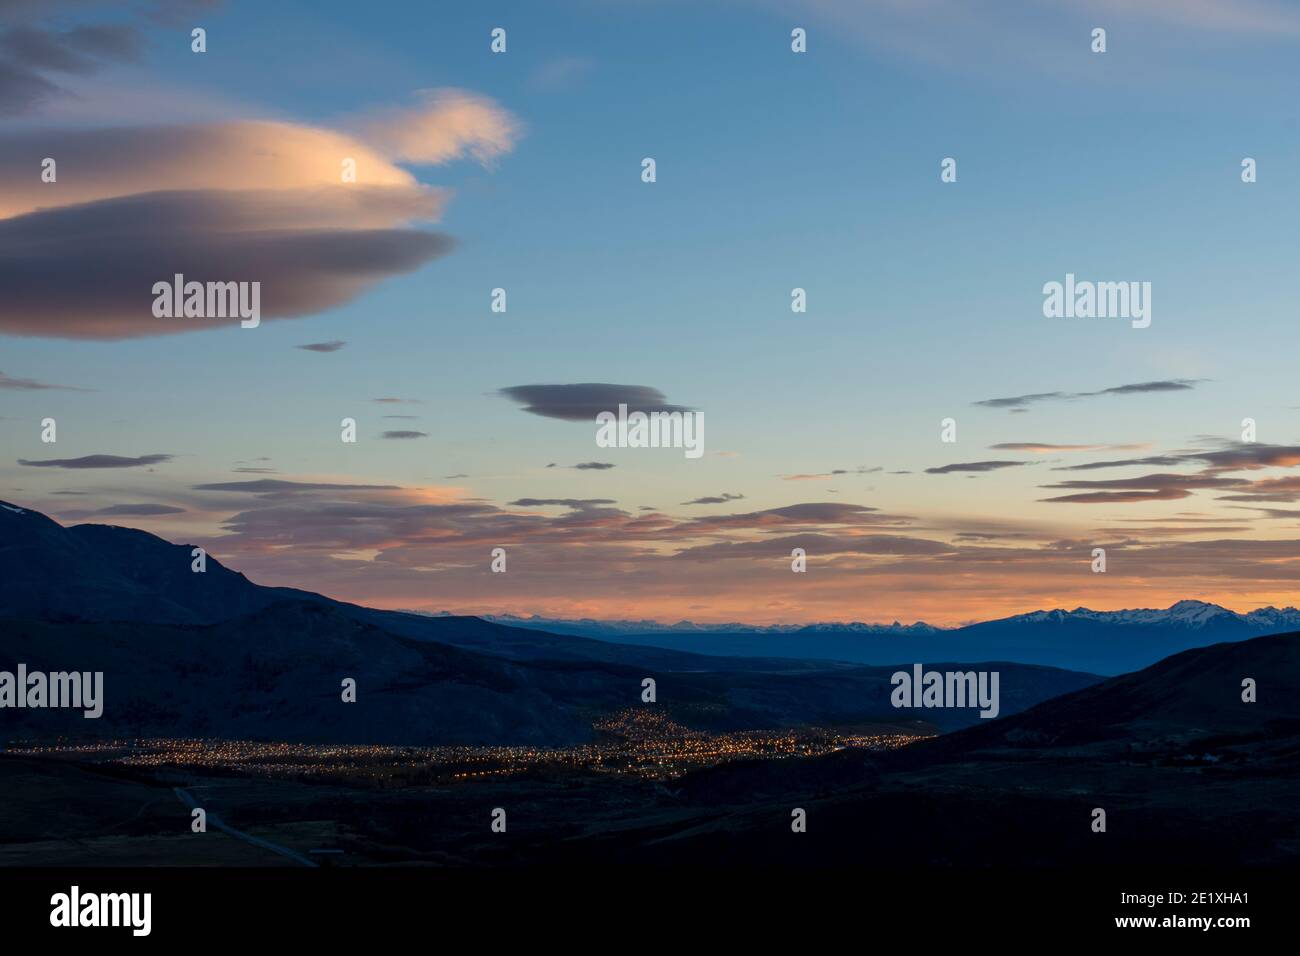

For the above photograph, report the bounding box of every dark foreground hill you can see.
[0,502,316,625]
[0,600,1100,743]
[0,499,689,669]
[0,501,1100,744]
[529,631,1300,867]
[6,498,1289,678]
[0,499,896,673]
[2,633,1292,868]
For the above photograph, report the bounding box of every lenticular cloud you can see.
[0,92,519,339]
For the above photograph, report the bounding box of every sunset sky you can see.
[4,0,1300,624]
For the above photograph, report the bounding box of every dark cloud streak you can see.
[498,383,693,422]
[974,379,1201,410]
[18,453,172,469]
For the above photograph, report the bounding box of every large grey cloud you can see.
[0,188,451,338]
[0,87,519,338]
[498,384,694,421]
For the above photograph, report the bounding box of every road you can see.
[172,787,318,867]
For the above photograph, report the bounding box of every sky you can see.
[4,0,1300,625]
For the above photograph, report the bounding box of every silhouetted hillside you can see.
[0,501,315,625]
[0,501,1102,745]
[0,601,1104,743]
[579,631,1300,867]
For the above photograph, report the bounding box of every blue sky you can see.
[4,0,1300,622]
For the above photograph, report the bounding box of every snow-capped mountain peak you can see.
[1004,600,1300,630]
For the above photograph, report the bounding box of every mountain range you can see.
[465,600,1300,638]
[2,499,1298,869]
[0,500,1098,744]
[468,601,1300,674]
[6,497,1291,674]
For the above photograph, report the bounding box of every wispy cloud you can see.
[757,0,1300,87]
[926,460,1030,475]
[1040,473,1249,504]
[529,56,595,92]
[192,479,398,494]
[1056,442,1300,473]
[357,88,521,166]
[681,493,745,505]
[380,430,428,440]
[509,498,619,512]
[61,503,185,519]
[18,453,172,469]
[45,470,1293,624]
[0,370,93,391]
[0,17,142,116]
[781,466,882,481]
[974,380,1201,411]
[990,442,1148,453]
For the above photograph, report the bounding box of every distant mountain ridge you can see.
[419,612,944,637]
[444,598,1300,638]
[439,600,1300,675]
[1006,598,1300,631]
[940,600,1300,674]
